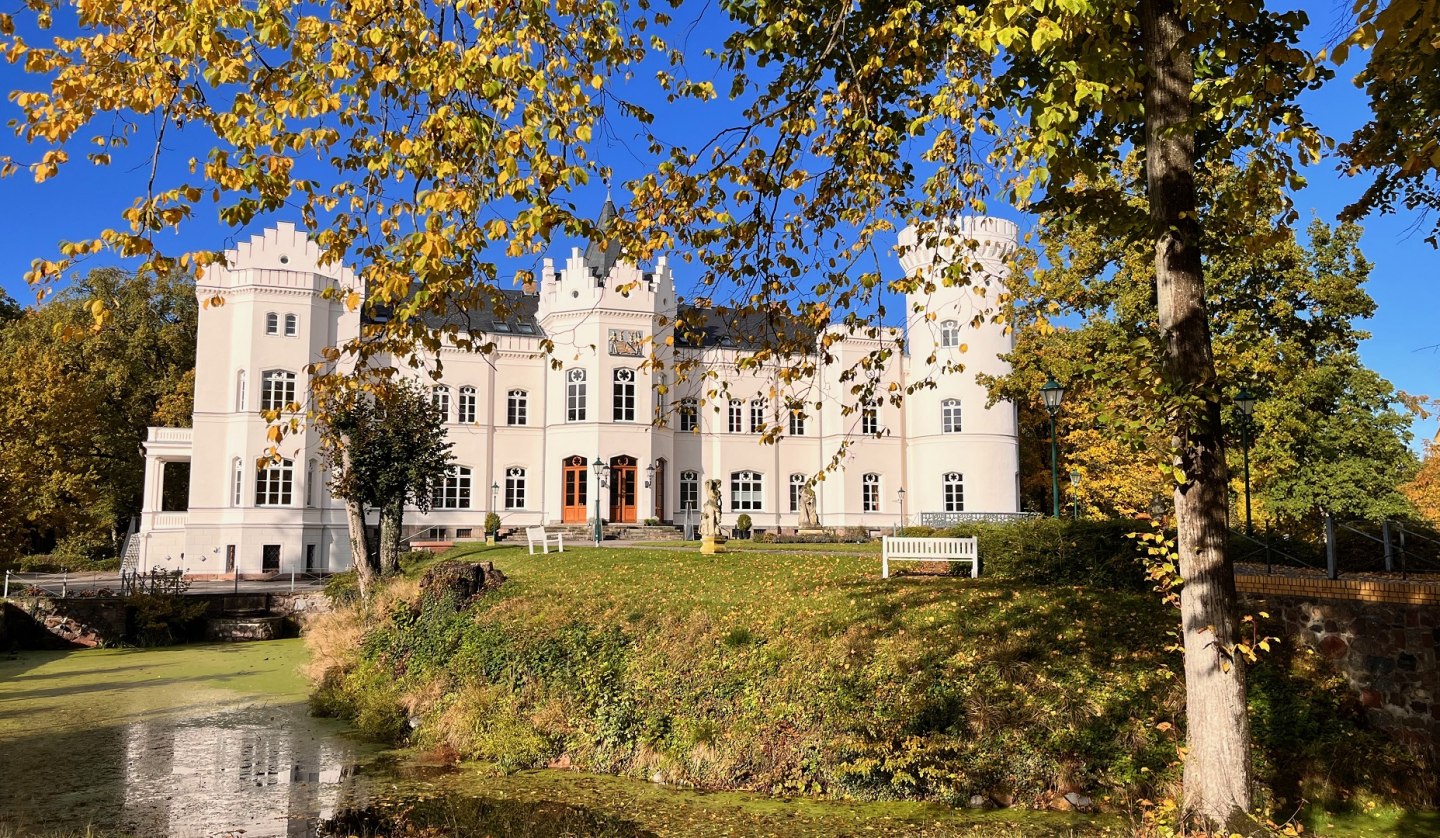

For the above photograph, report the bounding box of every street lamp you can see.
[644,462,655,488]
[591,456,609,546]
[1069,470,1082,520]
[490,481,499,537]
[1040,375,1066,519]
[1235,389,1258,536]
[895,487,906,535]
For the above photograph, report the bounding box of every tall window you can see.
[284,313,299,337]
[679,399,698,432]
[431,385,451,421]
[942,398,963,433]
[943,472,965,513]
[305,459,319,507]
[566,369,587,421]
[232,458,244,506]
[265,312,279,335]
[504,467,526,509]
[862,473,881,512]
[613,368,636,422]
[507,389,528,425]
[255,458,294,506]
[235,370,247,412]
[750,399,766,433]
[788,410,806,437]
[458,386,477,423]
[861,401,879,435]
[789,474,806,512]
[434,466,473,509]
[728,399,743,433]
[940,319,960,348]
[260,370,296,411]
[679,470,699,510]
[730,470,764,511]
[656,374,668,416]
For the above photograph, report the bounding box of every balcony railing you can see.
[151,512,188,529]
[147,427,194,443]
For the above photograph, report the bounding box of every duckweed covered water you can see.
[0,640,1121,837]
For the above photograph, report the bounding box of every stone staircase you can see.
[119,534,141,574]
[538,523,685,542]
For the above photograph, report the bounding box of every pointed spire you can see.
[584,194,621,281]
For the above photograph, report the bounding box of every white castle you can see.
[136,206,1022,576]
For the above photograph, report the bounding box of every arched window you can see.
[788,409,806,437]
[566,369,587,422]
[730,470,763,512]
[789,473,807,512]
[942,398,962,433]
[728,399,743,433]
[232,458,244,506]
[283,313,299,337]
[458,386,477,424]
[434,466,473,509]
[680,470,699,510]
[235,369,247,412]
[862,473,881,513]
[507,389,528,425]
[613,368,636,422]
[431,385,451,420]
[940,319,960,348]
[679,398,698,432]
[265,312,279,335]
[750,398,766,433]
[943,472,965,513]
[260,370,296,411]
[504,466,527,509]
[255,458,295,506]
[861,401,880,435]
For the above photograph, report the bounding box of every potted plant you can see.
[484,512,501,545]
[735,513,753,539]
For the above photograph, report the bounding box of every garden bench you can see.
[526,526,564,555]
[881,536,978,578]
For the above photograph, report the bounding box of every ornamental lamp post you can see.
[592,457,608,546]
[1235,389,1258,537]
[1069,470,1082,520]
[644,462,654,488]
[1040,375,1066,519]
[895,487,906,536]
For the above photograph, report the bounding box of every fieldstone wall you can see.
[1241,579,1438,752]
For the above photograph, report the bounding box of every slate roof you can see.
[367,288,544,337]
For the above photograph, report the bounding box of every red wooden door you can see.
[562,456,588,523]
[609,455,637,523]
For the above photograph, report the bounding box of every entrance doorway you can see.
[561,455,588,523]
[609,455,637,523]
[653,458,666,522]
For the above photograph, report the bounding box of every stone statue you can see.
[800,484,820,528]
[700,478,723,538]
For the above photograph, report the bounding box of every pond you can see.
[0,640,1116,837]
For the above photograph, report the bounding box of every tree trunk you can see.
[379,502,403,575]
[1140,0,1252,827]
[340,442,376,597]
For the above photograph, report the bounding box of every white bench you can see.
[526,526,564,555]
[881,536,978,578]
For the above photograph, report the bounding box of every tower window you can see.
[862,473,881,513]
[508,389,528,425]
[613,368,636,422]
[265,312,279,335]
[566,369,587,422]
[940,320,960,348]
[284,313,298,337]
[943,472,965,513]
[942,398,962,433]
[458,386,477,424]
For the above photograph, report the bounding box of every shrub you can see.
[933,518,1149,591]
[484,512,502,535]
[324,570,361,605]
[735,513,752,534]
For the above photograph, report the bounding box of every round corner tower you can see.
[899,216,1021,517]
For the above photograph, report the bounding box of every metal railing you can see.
[917,511,1044,527]
[1233,515,1440,580]
[4,570,121,599]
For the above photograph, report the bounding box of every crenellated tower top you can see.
[897,216,1019,278]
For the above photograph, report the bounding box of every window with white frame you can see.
[730,470,764,511]
[656,374,668,416]
[431,385,451,421]
[255,458,294,506]
[434,466,473,509]
[788,409,805,437]
[508,389,528,425]
[260,370,296,411]
[750,398,766,433]
[862,473,881,512]
[458,386,477,423]
[940,319,960,348]
[789,473,806,512]
[728,399,743,433]
[613,368,636,422]
[284,313,298,337]
[504,466,526,509]
[942,398,963,433]
[305,459,319,507]
[265,312,279,335]
[679,399,698,432]
[566,369,587,421]
[232,458,244,506]
[235,369,247,412]
[943,472,965,512]
[861,401,879,435]
[680,470,699,510]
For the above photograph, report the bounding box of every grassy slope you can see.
[310,542,1424,831]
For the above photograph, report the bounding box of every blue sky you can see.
[1,3,1434,445]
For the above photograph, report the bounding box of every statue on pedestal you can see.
[700,479,727,553]
[800,484,820,529]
